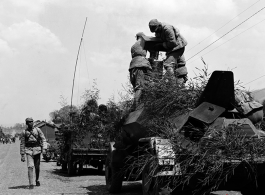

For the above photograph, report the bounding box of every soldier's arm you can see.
[37,128,47,150]
[162,25,178,50]
[20,130,25,155]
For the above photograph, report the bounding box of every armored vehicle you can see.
[105,70,265,195]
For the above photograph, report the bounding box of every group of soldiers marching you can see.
[0,136,16,144]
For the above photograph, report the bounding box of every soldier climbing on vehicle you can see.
[148,19,188,84]
[129,32,153,110]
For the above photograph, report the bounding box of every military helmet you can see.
[98,104,108,112]
[149,19,161,32]
[136,32,145,38]
[25,117,34,122]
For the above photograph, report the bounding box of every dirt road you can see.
[0,140,241,195]
[0,140,142,195]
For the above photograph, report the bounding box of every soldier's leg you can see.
[129,69,136,89]
[129,68,137,111]
[26,154,34,188]
[163,54,177,82]
[134,89,142,109]
[134,69,146,108]
[34,154,41,185]
[175,49,188,84]
[176,57,187,84]
[133,68,155,110]
[130,68,151,110]
[167,48,187,84]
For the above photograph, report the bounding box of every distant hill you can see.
[252,88,265,104]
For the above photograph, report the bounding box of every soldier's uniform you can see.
[129,32,152,109]
[20,118,47,189]
[149,19,188,84]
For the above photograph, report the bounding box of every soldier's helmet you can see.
[136,32,145,38]
[25,117,34,123]
[149,19,161,32]
[98,104,108,113]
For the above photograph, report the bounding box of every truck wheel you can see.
[98,162,103,173]
[45,157,51,162]
[105,142,123,193]
[78,162,83,175]
[67,160,76,176]
[44,152,51,162]
[57,160,61,166]
[62,162,67,171]
[142,165,153,195]
[142,166,171,195]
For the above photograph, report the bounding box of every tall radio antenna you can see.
[70,17,87,110]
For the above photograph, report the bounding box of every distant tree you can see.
[14,123,24,130]
[49,110,60,123]
[49,105,78,124]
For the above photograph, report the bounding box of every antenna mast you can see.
[70,17,87,110]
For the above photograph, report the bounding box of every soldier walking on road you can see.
[20,117,47,189]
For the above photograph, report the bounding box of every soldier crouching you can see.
[20,117,47,189]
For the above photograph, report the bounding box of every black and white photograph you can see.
[0,0,265,195]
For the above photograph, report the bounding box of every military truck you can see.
[105,70,265,195]
[56,126,108,176]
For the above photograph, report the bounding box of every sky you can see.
[0,0,265,126]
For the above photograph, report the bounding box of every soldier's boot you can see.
[28,167,34,189]
[175,66,188,85]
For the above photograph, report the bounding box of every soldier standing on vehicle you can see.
[149,19,188,84]
[20,117,47,189]
[129,32,152,109]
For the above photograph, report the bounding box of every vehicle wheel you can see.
[45,152,51,162]
[45,157,51,162]
[105,142,123,193]
[241,173,265,195]
[78,162,83,174]
[142,165,153,195]
[67,160,76,176]
[98,162,103,173]
[62,162,67,171]
[142,166,172,195]
[56,160,61,166]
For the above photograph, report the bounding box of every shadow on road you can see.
[84,182,142,195]
[51,167,105,178]
[8,185,29,189]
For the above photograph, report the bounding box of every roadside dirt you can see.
[0,140,242,195]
